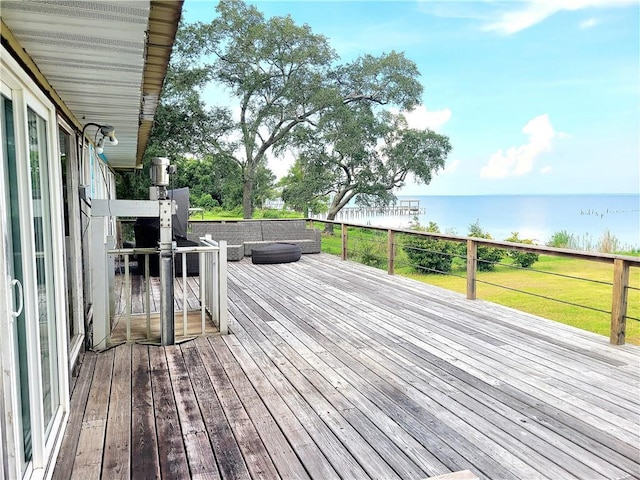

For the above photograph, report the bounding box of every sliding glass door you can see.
[27,106,60,439]
[1,56,67,479]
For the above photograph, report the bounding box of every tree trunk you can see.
[242,178,254,219]
[324,210,337,234]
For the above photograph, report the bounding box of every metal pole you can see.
[158,199,175,345]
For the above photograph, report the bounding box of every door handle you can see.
[10,278,24,318]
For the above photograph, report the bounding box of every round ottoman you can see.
[251,243,302,264]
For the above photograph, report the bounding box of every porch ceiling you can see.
[0,0,183,169]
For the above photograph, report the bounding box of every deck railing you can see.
[197,235,228,334]
[107,237,227,344]
[310,219,640,345]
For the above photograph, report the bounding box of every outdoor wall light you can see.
[82,122,119,155]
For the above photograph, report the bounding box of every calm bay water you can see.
[357,194,640,249]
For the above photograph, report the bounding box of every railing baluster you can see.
[200,247,206,334]
[145,253,150,339]
[182,252,188,337]
[387,229,395,275]
[212,248,219,322]
[219,240,228,335]
[125,254,131,341]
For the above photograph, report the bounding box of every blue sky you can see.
[182,0,639,196]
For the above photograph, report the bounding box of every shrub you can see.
[196,193,218,210]
[547,230,576,249]
[596,230,620,253]
[464,221,505,271]
[504,232,539,268]
[402,220,456,274]
[354,237,386,269]
[260,208,282,219]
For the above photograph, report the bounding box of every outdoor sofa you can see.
[188,219,321,261]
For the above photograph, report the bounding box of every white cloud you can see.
[483,0,635,35]
[540,165,553,174]
[395,105,452,131]
[480,114,565,179]
[579,17,599,28]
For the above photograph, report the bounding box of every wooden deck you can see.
[53,253,640,480]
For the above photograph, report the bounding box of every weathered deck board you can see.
[52,353,98,480]
[130,344,160,479]
[165,345,220,480]
[54,253,640,479]
[180,341,251,480]
[70,349,114,479]
[223,329,373,479]
[193,336,280,479]
[149,347,190,479]
[102,345,131,479]
[209,335,339,480]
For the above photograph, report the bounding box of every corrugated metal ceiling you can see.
[1,0,183,168]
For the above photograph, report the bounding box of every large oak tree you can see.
[284,105,451,228]
[184,0,428,218]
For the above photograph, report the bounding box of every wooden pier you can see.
[312,199,424,221]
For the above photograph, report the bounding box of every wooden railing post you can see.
[387,230,395,275]
[341,223,348,261]
[466,239,477,300]
[610,258,629,345]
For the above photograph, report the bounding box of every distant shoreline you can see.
[342,194,639,249]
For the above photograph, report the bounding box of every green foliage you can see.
[354,238,386,269]
[117,17,245,203]
[280,159,329,216]
[547,229,625,253]
[121,0,449,218]
[186,0,337,217]
[207,205,243,218]
[260,209,282,219]
[402,220,456,274]
[504,232,539,268]
[174,154,243,209]
[181,0,444,218]
[464,221,505,271]
[252,164,277,212]
[115,166,151,200]
[547,230,577,249]
[293,105,451,222]
[152,20,236,162]
[196,193,218,210]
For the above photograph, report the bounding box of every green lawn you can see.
[318,227,640,345]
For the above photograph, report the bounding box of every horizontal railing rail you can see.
[309,218,639,345]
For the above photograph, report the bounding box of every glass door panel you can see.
[27,107,59,438]
[59,129,74,343]
[2,94,32,462]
